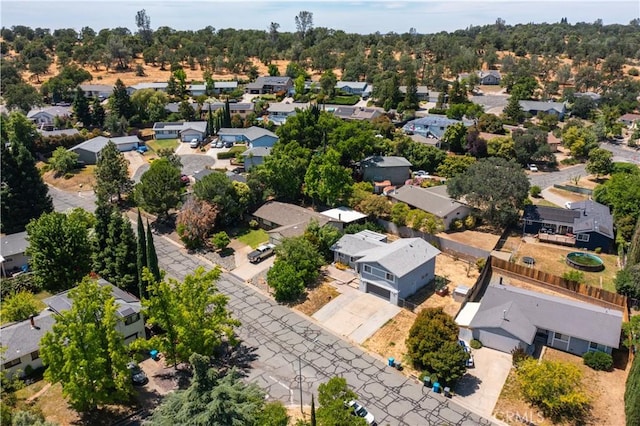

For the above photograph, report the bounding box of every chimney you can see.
[503,310,507,320]
[30,314,37,329]
[338,213,342,222]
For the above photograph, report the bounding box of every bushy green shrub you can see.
[594,247,602,254]
[628,67,640,76]
[583,351,613,371]
[530,185,542,197]
[464,215,477,229]
[249,219,259,229]
[470,339,483,349]
[450,218,465,231]
[511,346,531,367]
[475,258,486,272]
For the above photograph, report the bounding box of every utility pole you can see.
[299,354,303,414]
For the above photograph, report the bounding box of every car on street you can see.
[528,164,539,172]
[190,138,201,148]
[345,400,376,425]
[127,362,149,386]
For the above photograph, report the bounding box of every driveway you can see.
[455,347,512,418]
[312,285,401,344]
[231,242,275,281]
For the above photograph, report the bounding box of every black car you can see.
[127,362,149,386]
[224,141,234,148]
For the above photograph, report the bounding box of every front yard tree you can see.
[316,377,366,426]
[193,171,243,226]
[40,277,132,412]
[49,146,79,176]
[176,198,219,250]
[267,260,305,302]
[275,236,323,285]
[110,78,133,120]
[211,231,230,251]
[447,157,530,226]
[303,148,353,207]
[143,267,239,365]
[586,147,614,180]
[26,211,92,292]
[94,141,133,204]
[134,158,182,220]
[101,212,138,294]
[92,97,105,127]
[0,141,53,234]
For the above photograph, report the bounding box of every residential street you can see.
[50,188,495,426]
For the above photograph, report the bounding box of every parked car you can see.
[414,170,429,179]
[127,362,148,386]
[345,400,376,425]
[528,164,539,172]
[458,340,474,368]
[215,140,224,148]
[136,145,148,154]
[190,138,201,148]
[224,140,234,148]
[247,243,276,263]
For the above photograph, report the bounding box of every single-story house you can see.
[523,200,614,252]
[331,230,387,269]
[519,100,567,120]
[200,102,254,119]
[165,101,199,115]
[0,231,29,277]
[320,207,368,231]
[458,70,502,85]
[69,135,141,165]
[574,91,602,104]
[547,132,561,152]
[398,86,432,102]
[241,146,272,170]
[79,84,114,99]
[0,279,145,378]
[217,126,278,148]
[27,106,71,126]
[152,121,208,142]
[352,237,441,305]
[408,133,441,148]
[37,128,80,138]
[403,116,466,139]
[213,81,238,94]
[456,283,622,356]
[619,113,640,128]
[267,102,309,125]
[332,106,383,121]
[251,201,329,244]
[335,81,368,95]
[387,184,472,230]
[358,156,412,186]
[362,85,373,100]
[126,82,169,95]
[244,76,293,94]
[188,84,207,97]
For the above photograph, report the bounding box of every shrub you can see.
[511,346,531,367]
[463,215,477,229]
[561,157,580,166]
[450,218,465,231]
[583,351,613,371]
[530,185,542,198]
[563,270,585,283]
[249,219,259,229]
[628,67,640,76]
[470,339,483,350]
[475,258,486,272]
[594,247,602,254]
[1,291,41,322]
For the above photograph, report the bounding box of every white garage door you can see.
[477,330,522,353]
[366,283,391,301]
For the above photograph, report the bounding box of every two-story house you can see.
[244,76,293,95]
[358,156,412,186]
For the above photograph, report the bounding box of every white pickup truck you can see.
[247,243,276,263]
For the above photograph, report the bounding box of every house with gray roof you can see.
[152,121,207,142]
[331,230,387,269]
[358,156,412,185]
[200,102,254,118]
[27,106,72,126]
[457,283,622,355]
[349,237,440,304]
[245,76,293,94]
[126,82,169,94]
[213,81,238,94]
[79,83,114,99]
[0,279,145,378]
[0,231,29,277]
[217,126,278,148]
[403,115,467,139]
[519,100,567,120]
[241,146,272,170]
[332,106,383,122]
[69,135,141,164]
[387,185,472,230]
[398,86,433,102]
[267,101,309,125]
[458,70,502,85]
[523,200,614,252]
[165,101,199,114]
[335,81,368,95]
[251,201,329,244]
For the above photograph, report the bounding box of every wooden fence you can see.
[490,257,628,311]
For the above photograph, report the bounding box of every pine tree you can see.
[1,141,53,233]
[72,87,91,127]
[113,214,138,294]
[223,98,232,128]
[92,96,105,128]
[94,141,133,203]
[111,78,133,120]
[136,210,147,299]
[207,104,214,137]
[146,220,161,282]
[92,202,115,274]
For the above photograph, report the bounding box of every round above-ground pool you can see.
[566,252,605,272]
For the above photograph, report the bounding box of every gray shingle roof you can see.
[27,106,71,119]
[153,121,207,133]
[37,128,80,138]
[471,284,622,348]
[359,156,412,168]
[0,310,56,361]
[336,81,368,90]
[128,82,168,91]
[253,201,328,229]
[355,238,440,277]
[242,147,272,157]
[267,102,309,113]
[193,169,214,182]
[331,232,387,257]
[218,126,277,141]
[69,135,140,154]
[523,205,580,223]
[524,201,614,239]
[519,100,566,114]
[0,231,28,258]
[388,185,468,218]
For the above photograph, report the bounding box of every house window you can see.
[589,342,607,352]
[554,332,568,342]
[31,351,40,361]
[385,272,394,282]
[576,234,590,242]
[363,265,372,273]
[124,313,141,326]
[4,358,21,368]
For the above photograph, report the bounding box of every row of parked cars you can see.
[190,137,234,149]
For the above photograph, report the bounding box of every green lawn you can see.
[146,139,179,153]
[237,229,269,249]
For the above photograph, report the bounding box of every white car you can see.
[346,400,376,425]
[414,170,430,179]
[528,164,539,172]
[189,138,201,148]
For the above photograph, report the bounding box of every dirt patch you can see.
[294,281,340,316]
[438,229,501,251]
[363,309,417,367]
[42,166,96,191]
[435,253,481,290]
[547,187,589,203]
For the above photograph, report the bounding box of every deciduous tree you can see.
[1,291,41,322]
[316,377,366,426]
[193,171,244,225]
[275,236,323,285]
[303,148,353,207]
[49,146,79,176]
[267,260,305,302]
[134,158,182,219]
[586,147,613,179]
[176,197,218,250]
[436,155,476,178]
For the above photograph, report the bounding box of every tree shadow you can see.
[151,214,176,235]
[218,247,235,257]
[454,374,483,397]
[211,342,259,377]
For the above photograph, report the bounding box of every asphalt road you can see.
[50,188,494,426]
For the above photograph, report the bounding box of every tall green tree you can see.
[6,111,39,153]
[49,146,79,176]
[72,87,92,126]
[100,212,138,294]
[193,171,244,226]
[146,220,161,283]
[316,377,366,426]
[92,202,115,274]
[110,78,133,120]
[448,157,530,226]
[586,147,613,180]
[442,122,468,154]
[0,141,53,234]
[136,210,147,298]
[92,96,106,127]
[134,158,182,219]
[267,260,305,303]
[26,211,92,292]
[275,236,324,285]
[94,141,133,203]
[40,277,132,412]
[143,267,239,365]
[503,96,524,123]
[303,148,353,207]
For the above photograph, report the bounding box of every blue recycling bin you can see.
[388,357,395,367]
[150,349,159,360]
[432,382,441,393]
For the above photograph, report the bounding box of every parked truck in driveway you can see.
[247,243,276,263]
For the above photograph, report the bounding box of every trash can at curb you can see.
[387,357,395,367]
[433,382,441,393]
[423,376,432,387]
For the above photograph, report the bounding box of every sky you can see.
[1,1,639,35]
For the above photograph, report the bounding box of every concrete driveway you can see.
[312,285,400,344]
[231,242,275,281]
[454,346,512,418]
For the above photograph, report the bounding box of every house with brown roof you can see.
[251,201,330,244]
[619,113,640,128]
